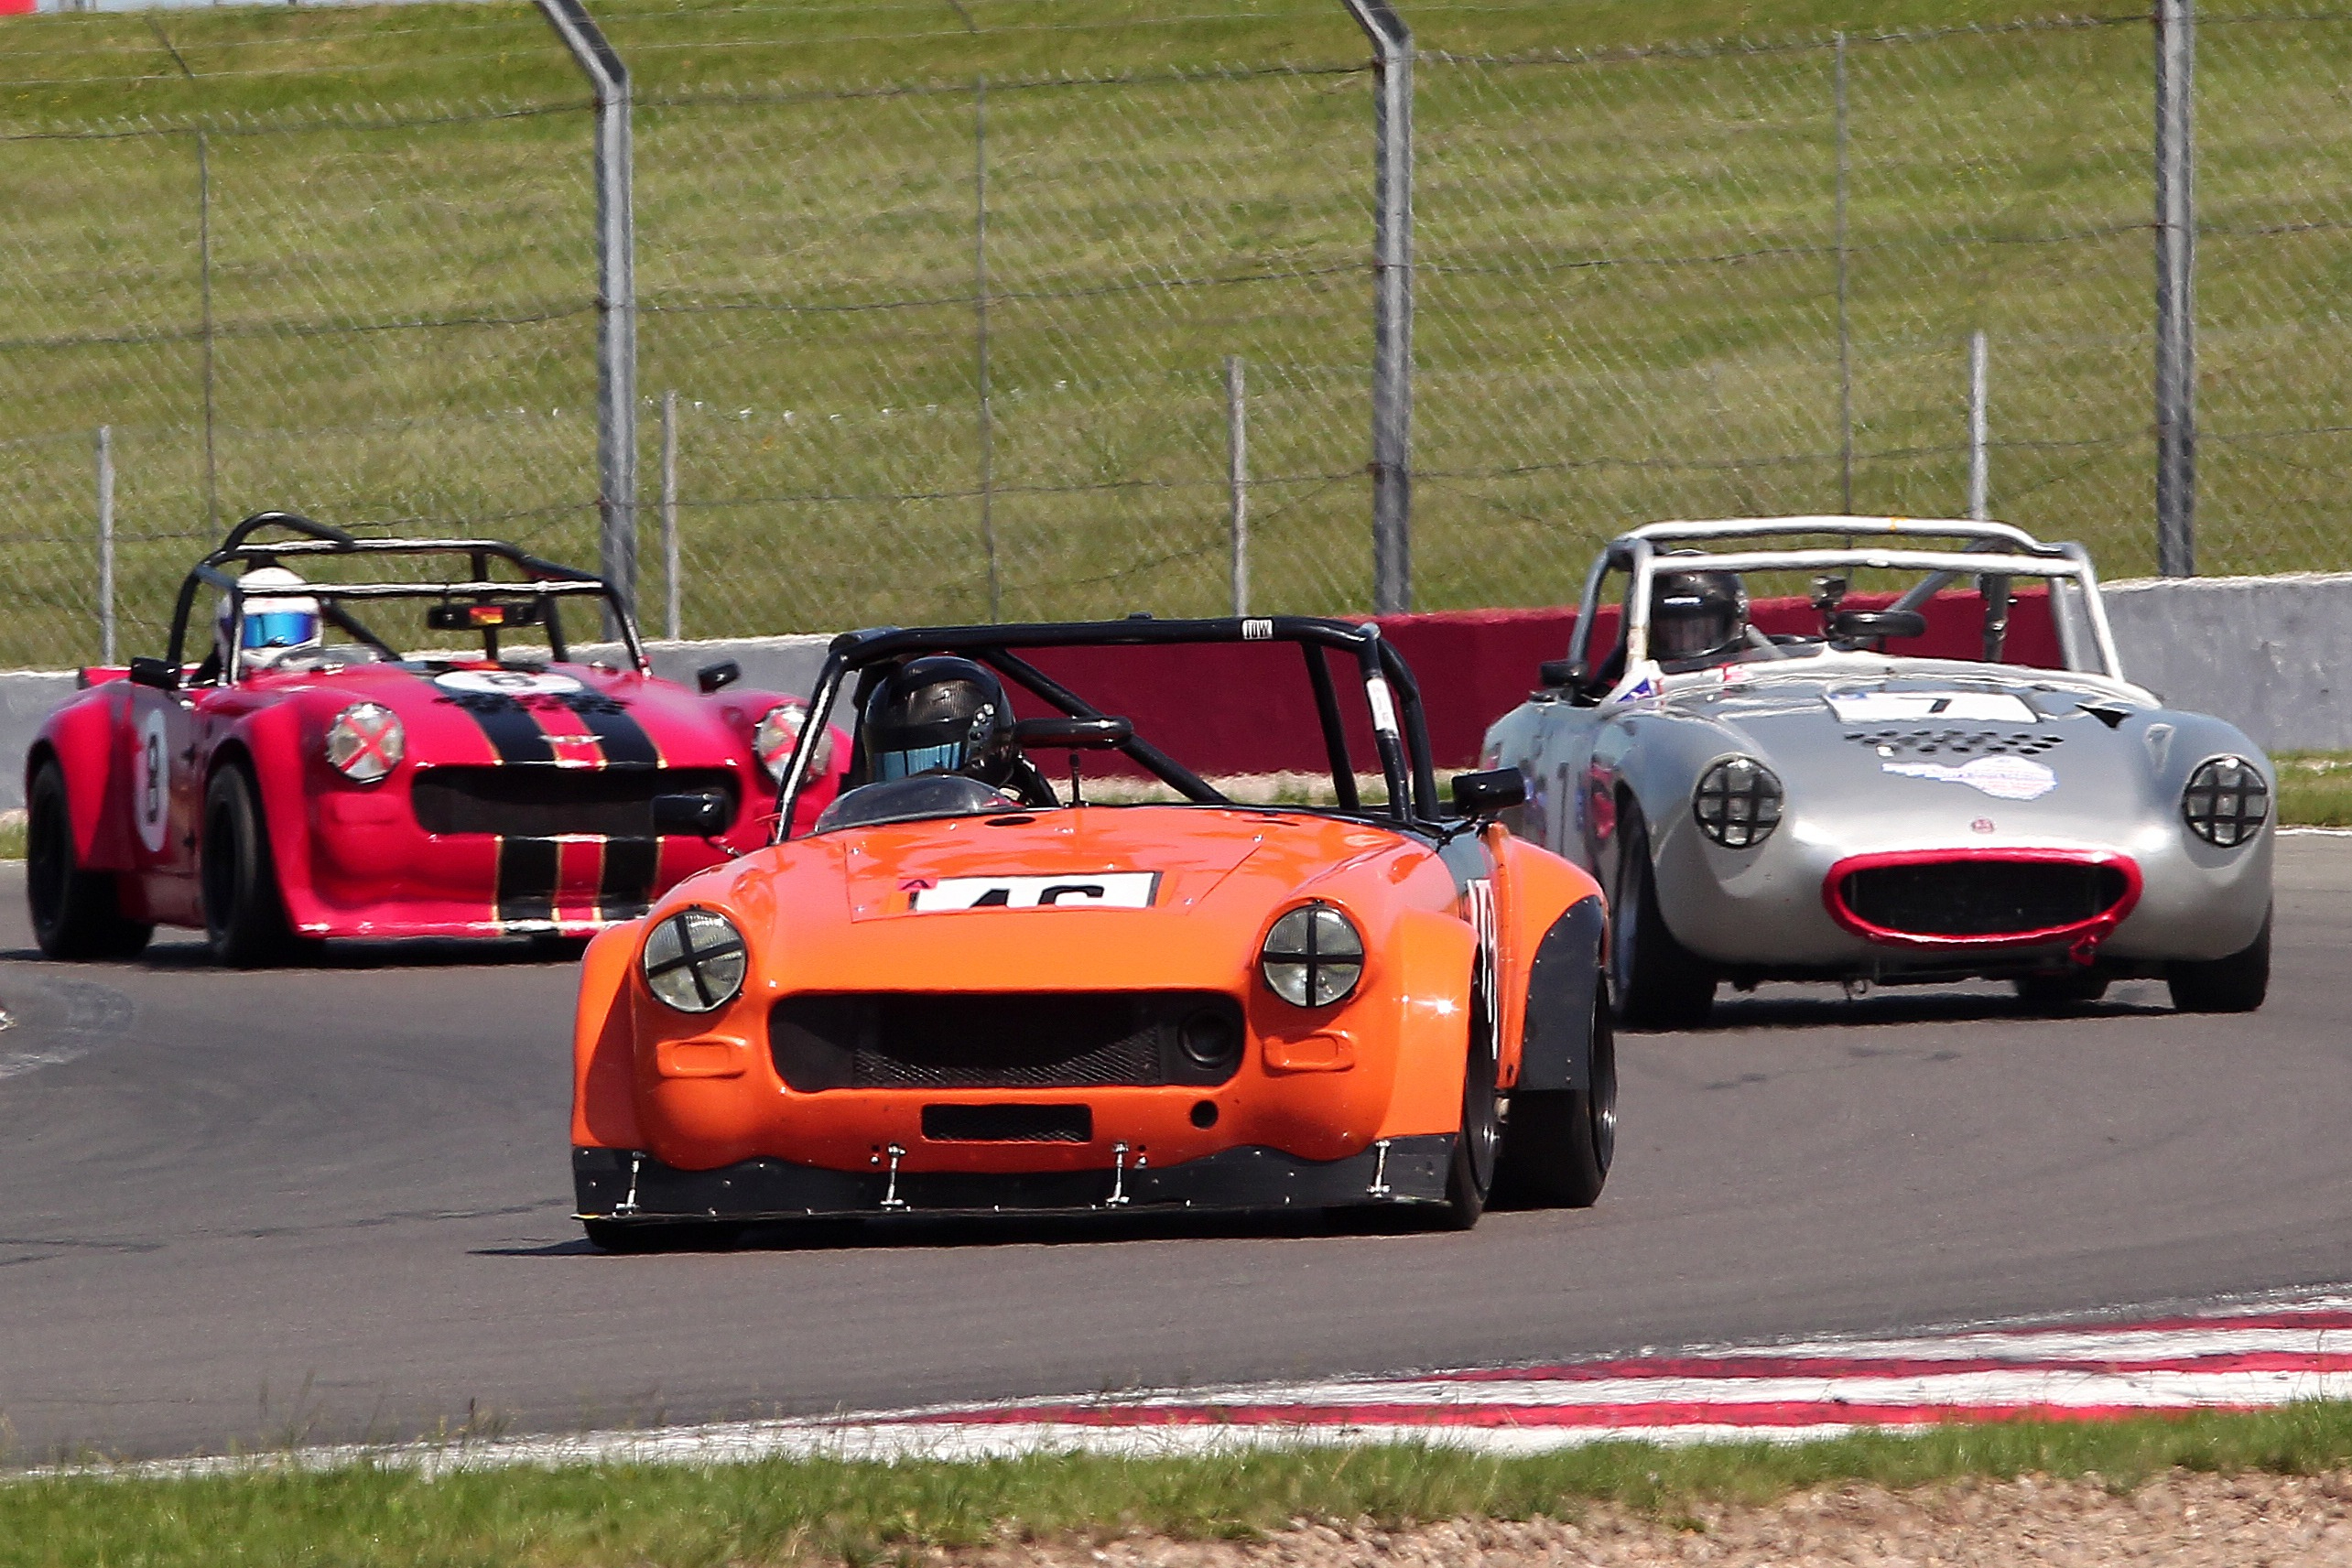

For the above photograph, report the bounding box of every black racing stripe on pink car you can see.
[496,837,560,925]
[443,690,558,765]
[598,838,660,922]
[559,692,660,770]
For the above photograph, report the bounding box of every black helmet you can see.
[1650,565,1748,663]
[860,655,1018,785]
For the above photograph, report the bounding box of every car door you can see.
[124,677,203,914]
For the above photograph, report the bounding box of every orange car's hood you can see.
[834,806,1300,922]
[679,806,1436,995]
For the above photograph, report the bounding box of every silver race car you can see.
[1482,517,2273,1027]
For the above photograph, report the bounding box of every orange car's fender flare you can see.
[572,921,648,1150]
[1487,833,1607,1090]
[1513,893,1607,1094]
[1376,905,1479,1140]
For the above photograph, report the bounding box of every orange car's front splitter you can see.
[572,1136,1455,1223]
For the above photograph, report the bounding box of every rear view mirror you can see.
[127,656,178,691]
[651,791,729,837]
[426,600,543,632]
[1537,658,1582,690]
[1828,609,1929,643]
[1450,767,1527,817]
[1014,716,1133,749]
[697,660,742,695]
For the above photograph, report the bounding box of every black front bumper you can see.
[574,1137,1454,1225]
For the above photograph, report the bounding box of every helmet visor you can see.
[242,609,319,650]
[875,741,967,780]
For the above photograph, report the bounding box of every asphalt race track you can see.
[4,845,2350,1464]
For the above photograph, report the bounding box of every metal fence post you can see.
[96,425,115,665]
[976,74,1000,622]
[1226,355,1248,617]
[660,388,679,641]
[196,131,218,535]
[537,0,637,634]
[2155,0,2198,577]
[1967,330,1989,522]
[1834,32,1853,515]
[1339,0,1414,615]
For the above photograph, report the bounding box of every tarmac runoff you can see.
[44,1290,2352,1480]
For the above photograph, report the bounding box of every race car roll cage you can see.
[146,511,648,687]
[771,617,1447,844]
[1567,516,2127,694]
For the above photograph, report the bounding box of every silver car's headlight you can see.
[2182,755,2268,848]
[1260,903,1364,1008]
[1693,756,1783,849]
[642,907,748,1012]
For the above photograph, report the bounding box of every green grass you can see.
[11,1405,2352,1566]
[0,813,21,860]
[5,2,2352,670]
[2271,752,2352,827]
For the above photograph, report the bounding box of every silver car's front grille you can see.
[1844,728,2064,759]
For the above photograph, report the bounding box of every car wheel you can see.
[582,1219,742,1253]
[201,765,304,968]
[26,759,152,961]
[1610,800,1715,1030]
[1435,968,1501,1230]
[1495,988,1617,1209]
[2013,971,2110,1010]
[2167,906,2271,1014]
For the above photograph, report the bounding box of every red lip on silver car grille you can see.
[1823,849,2143,952]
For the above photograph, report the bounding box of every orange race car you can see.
[570,616,1615,1248]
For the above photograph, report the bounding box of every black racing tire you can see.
[582,1219,742,1254]
[201,765,304,968]
[1435,967,1501,1231]
[2013,971,2111,1010]
[1495,990,1618,1209]
[1609,800,1715,1030]
[2167,907,2271,1014]
[26,759,152,961]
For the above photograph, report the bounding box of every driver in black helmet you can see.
[1649,565,1750,668]
[855,654,1056,807]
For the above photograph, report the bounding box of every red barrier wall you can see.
[1018,588,2061,776]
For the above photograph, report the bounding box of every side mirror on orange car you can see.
[127,656,179,692]
[1450,768,1526,818]
[651,791,729,837]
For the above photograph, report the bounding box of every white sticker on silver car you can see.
[1828,691,2037,724]
[1881,755,2057,801]
[909,872,1161,911]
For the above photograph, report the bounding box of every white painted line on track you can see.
[32,1287,2352,1481]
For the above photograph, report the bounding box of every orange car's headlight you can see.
[1261,903,1364,1008]
[642,907,747,1013]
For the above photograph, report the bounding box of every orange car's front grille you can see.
[768,991,1244,1092]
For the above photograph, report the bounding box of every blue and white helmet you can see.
[218,564,321,672]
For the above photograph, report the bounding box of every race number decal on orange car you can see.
[908,872,1160,911]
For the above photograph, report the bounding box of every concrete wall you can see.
[1,579,2341,811]
[2102,574,2352,752]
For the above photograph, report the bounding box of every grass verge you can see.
[0,811,21,861]
[2273,752,2352,828]
[11,1406,2352,1567]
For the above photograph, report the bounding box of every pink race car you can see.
[27,512,848,964]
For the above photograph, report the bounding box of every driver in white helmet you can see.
[215,564,323,679]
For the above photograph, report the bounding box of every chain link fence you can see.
[5,7,2352,672]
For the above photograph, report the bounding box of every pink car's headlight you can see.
[755,701,832,784]
[326,702,404,784]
